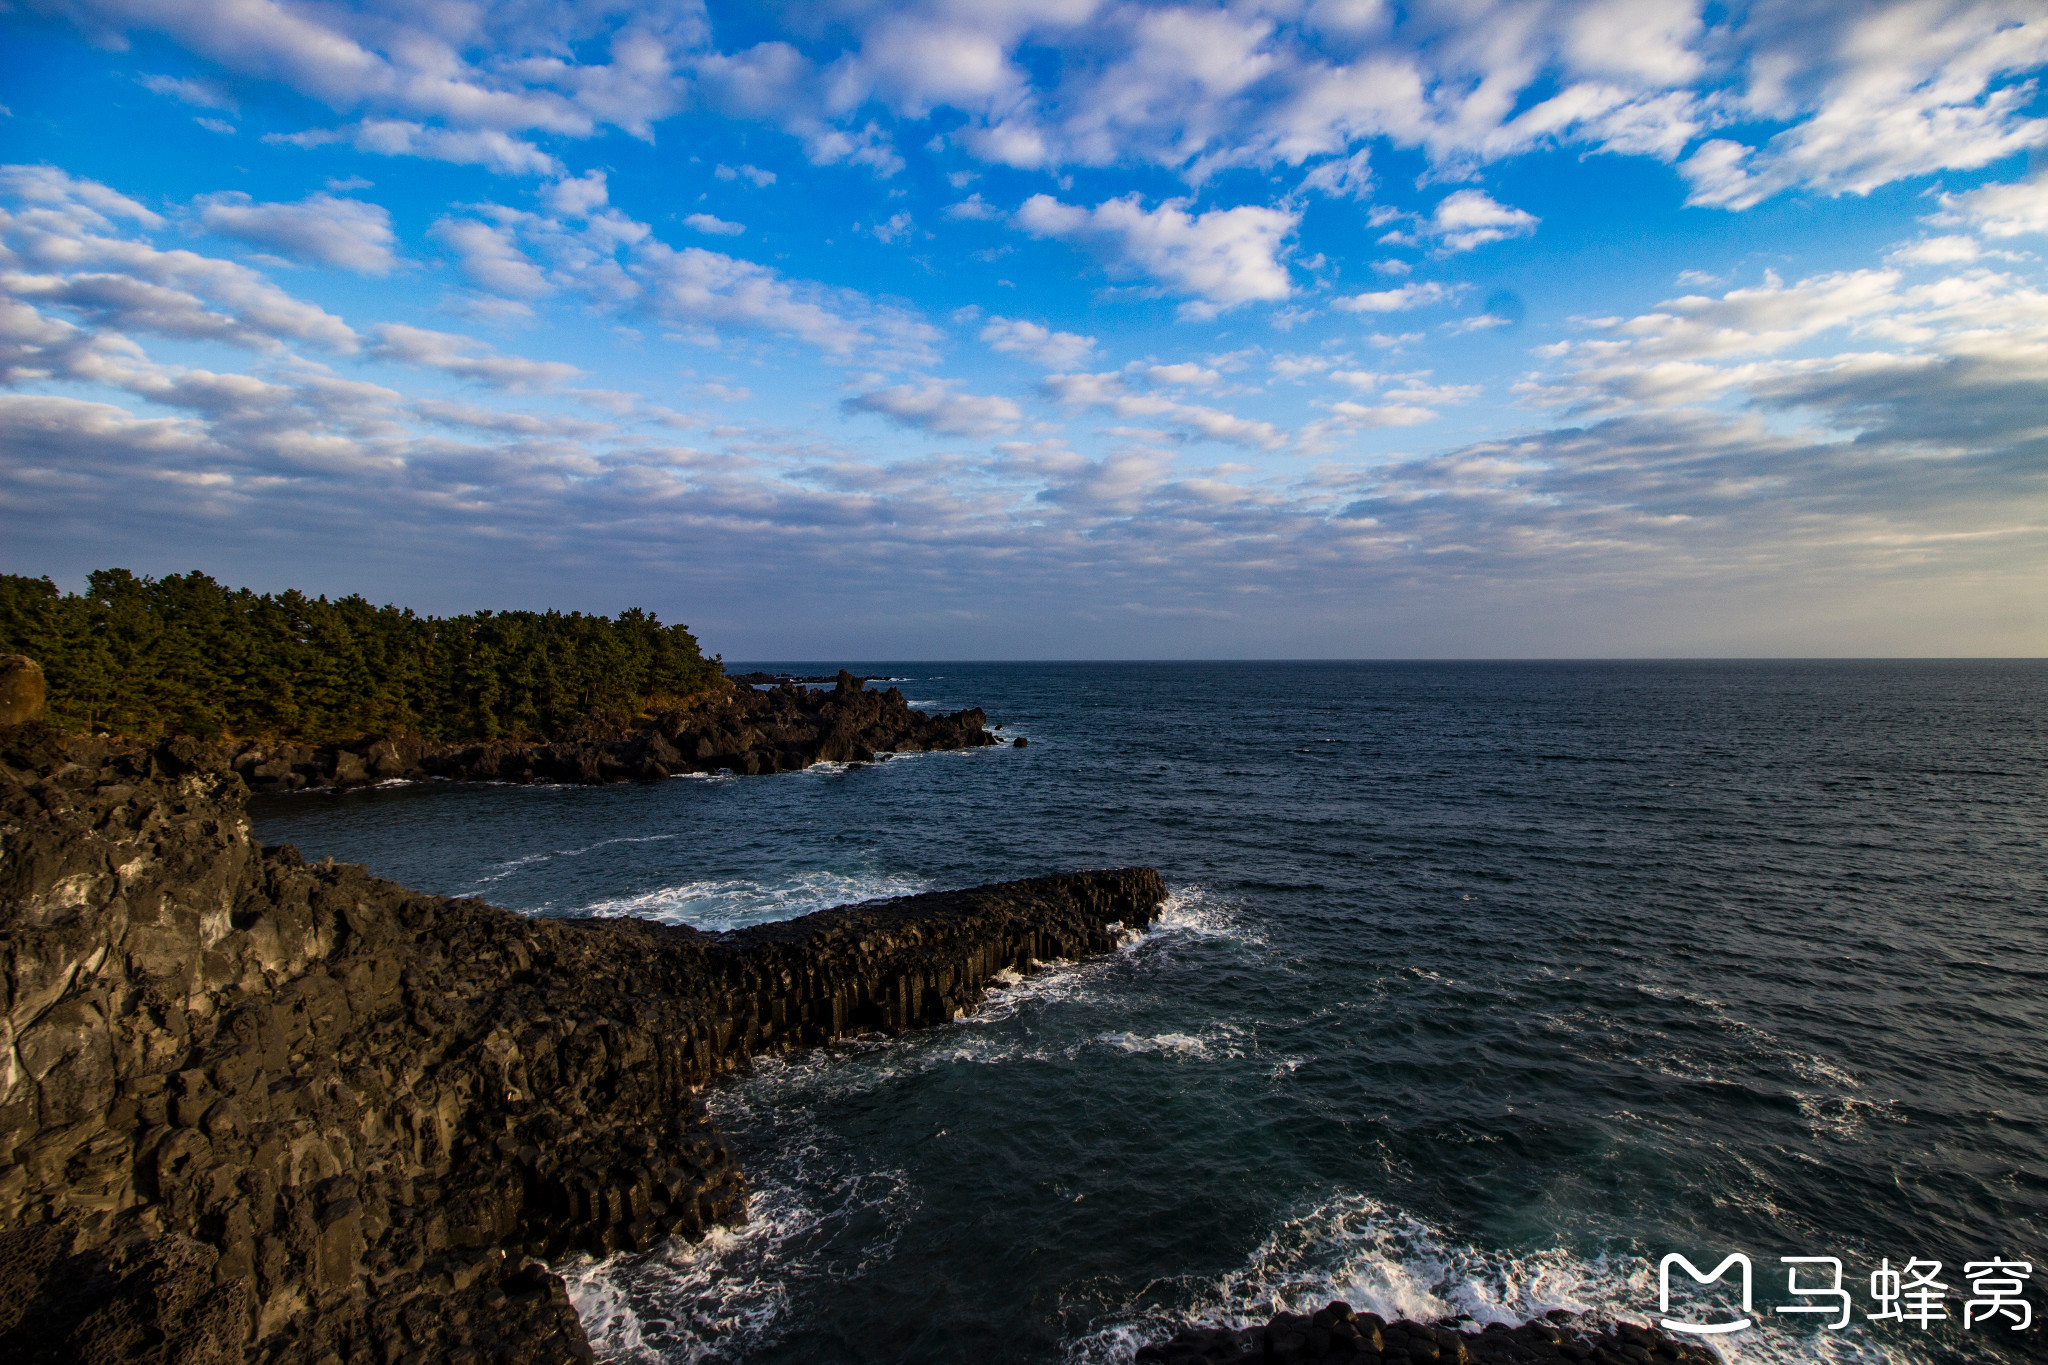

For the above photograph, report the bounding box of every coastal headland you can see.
[0,717,1164,1361]
[231,671,1000,792]
[2,649,1733,1365]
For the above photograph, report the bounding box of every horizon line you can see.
[720,655,2048,665]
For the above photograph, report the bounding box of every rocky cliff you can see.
[0,722,1165,1362]
[230,671,1000,792]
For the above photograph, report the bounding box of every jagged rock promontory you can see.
[230,671,999,793]
[0,721,1165,1362]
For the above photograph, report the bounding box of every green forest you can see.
[0,570,725,743]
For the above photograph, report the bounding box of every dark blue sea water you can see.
[249,662,2048,1365]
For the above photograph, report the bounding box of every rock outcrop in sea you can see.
[1137,1304,1722,1365]
[229,671,998,792]
[0,720,1164,1362]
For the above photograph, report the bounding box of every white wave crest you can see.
[1142,886,1268,952]
[1067,1192,1932,1365]
[579,870,932,932]
[561,1141,917,1363]
[469,832,682,887]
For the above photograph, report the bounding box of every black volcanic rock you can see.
[1135,1303,1724,1365]
[0,722,1166,1362]
[229,677,998,793]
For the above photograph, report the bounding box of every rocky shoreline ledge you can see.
[1138,1304,1720,1365]
[229,671,1000,793]
[0,720,1162,1362]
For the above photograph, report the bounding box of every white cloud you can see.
[1145,362,1220,388]
[1886,235,1983,266]
[801,121,905,177]
[419,176,940,366]
[1296,369,1477,446]
[411,400,615,439]
[980,316,1098,370]
[1270,352,1337,381]
[1550,269,1910,369]
[843,380,1022,437]
[139,73,237,112]
[635,241,940,365]
[1424,190,1538,253]
[430,218,552,299]
[272,121,564,177]
[1682,3,2048,210]
[684,213,746,237]
[46,0,702,156]
[370,324,582,390]
[42,0,2048,217]
[868,212,916,244]
[0,164,163,229]
[1332,281,1460,313]
[1,169,357,355]
[1931,174,2048,239]
[1323,398,1438,427]
[715,163,777,187]
[1298,148,1373,199]
[1526,249,2048,435]
[543,171,612,221]
[1014,193,1297,313]
[1042,371,1286,448]
[944,193,1002,221]
[195,192,399,274]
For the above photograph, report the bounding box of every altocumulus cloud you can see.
[1014,193,1298,315]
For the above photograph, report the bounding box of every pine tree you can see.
[0,571,723,743]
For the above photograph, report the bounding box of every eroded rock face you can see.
[0,655,43,726]
[0,722,1166,1362]
[231,671,1001,793]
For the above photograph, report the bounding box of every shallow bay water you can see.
[251,661,2048,1365]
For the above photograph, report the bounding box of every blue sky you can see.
[1,0,2045,658]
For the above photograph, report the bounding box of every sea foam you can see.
[1065,1192,1930,1365]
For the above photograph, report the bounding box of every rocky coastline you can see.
[0,719,1163,1362]
[223,671,1000,794]
[1137,1304,1720,1365]
[0,662,1717,1365]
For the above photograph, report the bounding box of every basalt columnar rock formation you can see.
[1137,1304,1722,1365]
[0,720,1165,1363]
[230,671,998,793]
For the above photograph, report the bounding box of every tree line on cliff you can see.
[0,569,724,743]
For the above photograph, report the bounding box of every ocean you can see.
[248,661,2048,1365]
